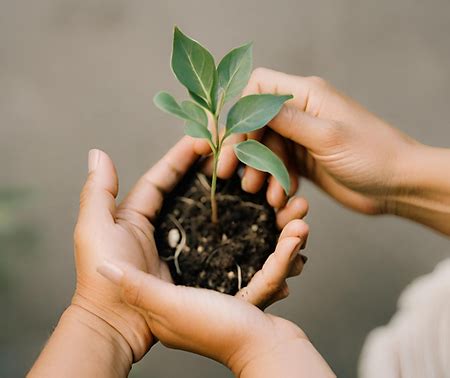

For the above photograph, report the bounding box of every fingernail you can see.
[88,149,100,173]
[300,254,308,264]
[241,176,249,192]
[97,261,123,285]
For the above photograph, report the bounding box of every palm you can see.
[113,216,171,280]
[291,141,383,214]
[116,265,307,369]
[73,137,309,361]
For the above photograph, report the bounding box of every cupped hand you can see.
[96,254,334,378]
[205,67,419,215]
[72,136,309,362]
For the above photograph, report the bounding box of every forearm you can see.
[28,305,132,378]
[236,337,335,378]
[387,144,450,235]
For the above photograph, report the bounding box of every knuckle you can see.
[293,258,304,275]
[79,175,95,207]
[260,268,281,294]
[295,197,309,216]
[307,75,328,88]
[251,67,269,80]
[288,255,306,277]
[289,218,309,236]
[123,276,145,307]
[280,106,300,138]
[278,283,290,299]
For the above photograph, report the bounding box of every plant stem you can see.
[209,106,222,223]
[211,151,219,223]
[210,92,226,224]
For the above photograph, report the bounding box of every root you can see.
[216,194,265,211]
[196,173,211,193]
[205,247,220,265]
[236,263,242,290]
[178,196,207,211]
[168,214,186,275]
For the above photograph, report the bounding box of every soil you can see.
[155,165,278,295]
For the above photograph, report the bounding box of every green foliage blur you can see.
[0,188,37,294]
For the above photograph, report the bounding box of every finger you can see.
[262,281,290,308]
[236,236,303,308]
[78,149,118,227]
[260,131,293,208]
[276,199,309,230]
[278,218,309,249]
[242,67,314,110]
[268,104,332,151]
[217,133,246,179]
[194,139,212,155]
[250,219,310,308]
[243,68,334,150]
[118,136,199,220]
[241,166,267,193]
[193,111,217,156]
[288,254,308,278]
[97,261,175,312]
[98,261,268,365]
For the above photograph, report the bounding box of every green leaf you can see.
[153,91,187,119]
[189,90,209,109]
[181,101,208,128]
[184,121,212,140]
[217,43,253,103]
[234,140,290,195]
[171,27,216,106]
[226,94,293,136]
[154,93,211,141]
[181,101,212,141]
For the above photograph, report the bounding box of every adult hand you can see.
[72,136,310,361]
[209,67,421,215]
[30,136,310,377]
[97,260,335,378]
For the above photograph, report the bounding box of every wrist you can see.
[29,305,133,378]
[226,316,335,378]
[235,335,335,378]
[65,305,133,370]
[385,143,450,234]
[71,290,153,361]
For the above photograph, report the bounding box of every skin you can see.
[199,68,450,235]
[30,136,334,377]
[30,68,450,377]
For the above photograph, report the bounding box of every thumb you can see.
[97,261,183,316]
[78,149,118,226]
[97,261,176,313]
[268,105,333,151]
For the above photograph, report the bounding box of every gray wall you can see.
[1,1,449,377]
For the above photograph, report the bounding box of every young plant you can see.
[154,27,292,223]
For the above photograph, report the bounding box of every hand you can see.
[210,67,419,215]
[97,259,335,378]
[72,136,310,361]
[30,136,310,377]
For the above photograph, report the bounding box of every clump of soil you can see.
[155,166,278,295]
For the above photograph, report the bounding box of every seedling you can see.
[154,27,292,223]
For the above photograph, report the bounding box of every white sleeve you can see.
[358,258,450,378]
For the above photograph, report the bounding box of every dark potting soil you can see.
[155,166,278,295]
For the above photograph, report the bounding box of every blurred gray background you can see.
[1,0,449,377]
